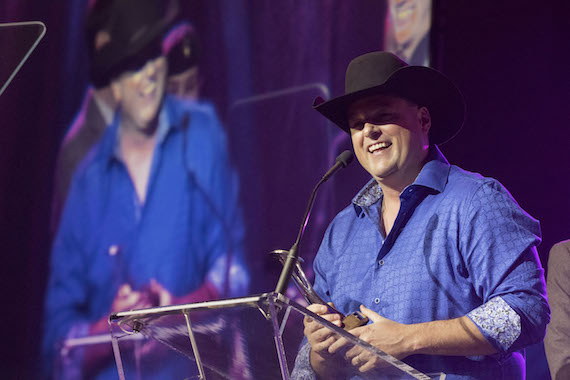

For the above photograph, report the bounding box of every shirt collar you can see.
[92,90,115,126]
[413,145,450,193]
[352,145,450,212]
[96,96,176,164]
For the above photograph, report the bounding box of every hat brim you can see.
[95,21,169,80]
[314,65,465,145]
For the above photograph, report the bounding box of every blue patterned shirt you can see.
[293,146,549,379]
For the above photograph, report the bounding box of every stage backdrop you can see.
[1,1,568,379]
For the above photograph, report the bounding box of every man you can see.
[162,20,202,101]
[293,52,549,379]
[52,11,213,232]
[42,0,247,378]
[545,240,570,380]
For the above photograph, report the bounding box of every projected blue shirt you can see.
[42,96,248,379]
[293,146,549,380]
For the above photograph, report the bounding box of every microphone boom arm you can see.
[274,151,353,295]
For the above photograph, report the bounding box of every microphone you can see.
[321,150,354,182]
[274,150,354,295]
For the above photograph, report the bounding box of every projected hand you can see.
[110,283,155,312]
[149,278,174,306]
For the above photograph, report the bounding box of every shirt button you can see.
[374,298,380,304]
[108,245,120,256]
[378,259,385,266]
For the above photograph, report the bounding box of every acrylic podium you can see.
[108,292,445,379]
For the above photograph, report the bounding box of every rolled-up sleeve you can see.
[462,180,550,353]
[291,339,317,380]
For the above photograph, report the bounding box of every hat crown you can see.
[103,0,167,46]
[315,50,465,145]
[345,52,407,94]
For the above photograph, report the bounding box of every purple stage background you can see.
[0,1,568,378]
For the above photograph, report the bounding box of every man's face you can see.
[112,55,167,132]
[348,94,430,187]
[167,66,201,101]
[388,0,431,46]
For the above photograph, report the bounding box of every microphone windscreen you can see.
[312,96,326,107]
[335,150,354,168]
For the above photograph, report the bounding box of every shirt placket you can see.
[369,187,428,309]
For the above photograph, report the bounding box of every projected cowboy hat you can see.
[314,51,465,144]
[88,0,178,86]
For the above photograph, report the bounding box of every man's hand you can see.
[330,305,414,373]
[304,303,342,356]
[330,304,497,375]
[303,303,348,378]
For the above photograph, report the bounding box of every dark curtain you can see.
[0,2,89,378]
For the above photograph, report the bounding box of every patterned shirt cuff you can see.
[467,296,521,352]
[291,340,317,380]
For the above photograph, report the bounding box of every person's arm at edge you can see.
[544,240,570,380]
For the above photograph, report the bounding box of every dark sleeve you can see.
[544,241,570,380]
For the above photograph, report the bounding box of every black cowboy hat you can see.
[87,0,178,87]
[314,51,465,145]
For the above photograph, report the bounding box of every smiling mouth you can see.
[141,82,157,96]
[368,141,392,153]
[393,1,416,28]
